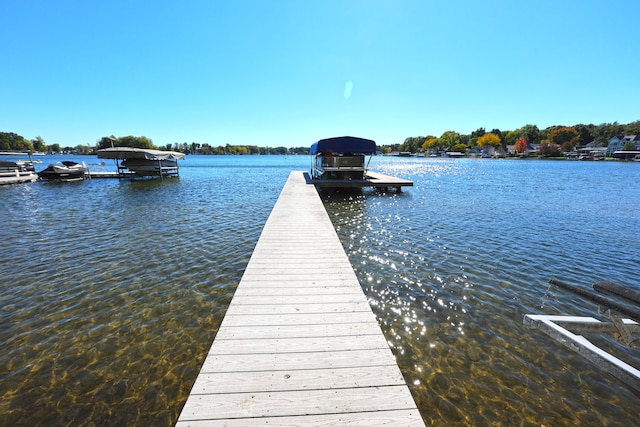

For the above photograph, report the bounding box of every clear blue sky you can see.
[2,0,638,148]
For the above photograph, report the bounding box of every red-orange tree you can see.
[514,137,528,153]
[548,127,579,152]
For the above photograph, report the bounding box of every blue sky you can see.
[2,0,638,148]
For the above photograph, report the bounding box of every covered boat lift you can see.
[97,147,186,178]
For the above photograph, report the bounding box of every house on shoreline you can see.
[607,135,640,156]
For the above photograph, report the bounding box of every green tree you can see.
[574,124,595,145]
[519,124,540,146]
[0,132,34,151]
[32,136,47,152]
[439,131,461,149]
[97,135,154,150]
[399,137,424,153]
[593,122,624,144]
[97,135,118,149]
[624,120,640,135]
[622,141,636,151]
[504,129,520,146]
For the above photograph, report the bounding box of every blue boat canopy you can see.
[310,136,376,155]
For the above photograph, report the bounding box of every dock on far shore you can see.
[176,171,424,426]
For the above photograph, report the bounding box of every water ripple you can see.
[324,158,640,425]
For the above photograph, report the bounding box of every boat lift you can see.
[524,279,640,392]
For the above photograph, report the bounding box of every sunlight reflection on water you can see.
[323,157,640,425]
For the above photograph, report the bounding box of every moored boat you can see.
[310,136,376,180]
[37,161,88,182]
[309,136,413,191]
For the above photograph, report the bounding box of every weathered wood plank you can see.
[178,386,418,420]
[229,294,368,305]
[208,334,390,355]
[225,301,373,315]
[199,344,400,374]
[214,322,384,340]
[189,365,408,394]
[236,278,359,287]
[219,311,378,327]
[232,286,363,296]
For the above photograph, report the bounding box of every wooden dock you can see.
[308,171,413,191]
[176,171,424,426]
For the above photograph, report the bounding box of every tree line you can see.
[94,136,311,155]
[2,120,638,156]
[388,120,640,156]
[0,132,310,155]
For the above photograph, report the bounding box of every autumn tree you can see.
[548,126,579,152]
[477,133,501,148]
[539,141,561,157]
[421,136,439,152]
[514,137,528,153]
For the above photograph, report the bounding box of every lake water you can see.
[1,154,638,426]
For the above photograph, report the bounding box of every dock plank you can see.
[199,349,400,373]
[179,387,418,420]
[176,171,424,426]
[189,365,407,394]
[214,323,384,340]
[207,334,390,355]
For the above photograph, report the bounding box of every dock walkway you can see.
[176,171,424,426]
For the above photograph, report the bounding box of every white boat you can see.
[97,147,186,177]
[37,161,88,182]
[0,160,37,185]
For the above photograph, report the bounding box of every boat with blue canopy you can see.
[310,136,376,180]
